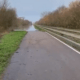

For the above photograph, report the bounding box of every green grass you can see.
[0,31,27,75]
[34,25,45,32]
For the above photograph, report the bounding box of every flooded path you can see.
[27,25,37,31]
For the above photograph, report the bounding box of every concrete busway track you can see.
[36,25,80,52]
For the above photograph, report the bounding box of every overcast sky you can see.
[8,0,75,22]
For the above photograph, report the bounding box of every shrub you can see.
[0,0,17,32]
[36,1,80,29]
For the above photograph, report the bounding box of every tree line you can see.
[36,1,80,29]
[0,0,32,33]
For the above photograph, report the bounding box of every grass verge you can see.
[34,25,45,32]
[0,31,27,76]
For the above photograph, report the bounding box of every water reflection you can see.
[27,25,37,31]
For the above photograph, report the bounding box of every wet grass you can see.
[34,25,45,32]
[0,31,27,75]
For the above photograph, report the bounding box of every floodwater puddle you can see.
[27,25,37,31]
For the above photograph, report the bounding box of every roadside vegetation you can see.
[17,18,32,29]
[0,0,32,37]
[0,31,27,75]
[34,25,45,32]
[36,1,80,29]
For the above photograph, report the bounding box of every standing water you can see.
[27,25,37,31]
